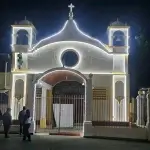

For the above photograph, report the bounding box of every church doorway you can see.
[33,68,87,135]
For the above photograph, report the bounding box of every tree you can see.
[134,28,150,88]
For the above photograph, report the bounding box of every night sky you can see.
[0,0,149,96]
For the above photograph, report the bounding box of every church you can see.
[10,4,129,135]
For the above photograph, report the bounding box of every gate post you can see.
[83,73,93,137]
[146,89,150,141]
[26,74,35,134]
[40,87,47,129]
[136,90,145,126]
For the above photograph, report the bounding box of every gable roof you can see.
[31,19,111,53]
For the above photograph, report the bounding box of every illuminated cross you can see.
[68,3,75,19]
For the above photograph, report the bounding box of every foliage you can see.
[134,28,150,87]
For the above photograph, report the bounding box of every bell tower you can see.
[108,19,129,54]
[11,18,36,71]
[10,18,36,119]
[108,20,130,121]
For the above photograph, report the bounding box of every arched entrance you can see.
[33,67,88,135]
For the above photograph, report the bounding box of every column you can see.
[26,74,35,134]
[146,90,150,127]
[46,90,53,128]
[146,89,150,141]
[40,87,47,128]
[83,74,93,137]
[136,91,145,126]
[140,93,145,126]
[85,77,92,122]
[136,95,140,125]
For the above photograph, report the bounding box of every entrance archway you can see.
[33,67,88,135]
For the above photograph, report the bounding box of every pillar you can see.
[136,95,140,125]
[83,74,93,137]
[26,74,35,134]
[136,91,145,126]
[146,89,150,141]
[46,90,53,128]
[40,87,47,128]
[85,77,92,121]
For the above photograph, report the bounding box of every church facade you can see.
[10,4,130,135]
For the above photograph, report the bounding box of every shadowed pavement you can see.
[0,134,149,150]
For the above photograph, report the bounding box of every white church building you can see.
[10,4,130,136]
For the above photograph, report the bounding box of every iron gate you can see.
[0,92,9,114]
[35,91,85,134]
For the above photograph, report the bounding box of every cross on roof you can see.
[68,3,75,19]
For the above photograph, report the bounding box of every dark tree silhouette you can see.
[134,29,150,89]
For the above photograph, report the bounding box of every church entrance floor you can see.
[36,127,82,136]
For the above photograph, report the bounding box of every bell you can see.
[116,37,121,41]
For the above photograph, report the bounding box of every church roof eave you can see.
[30,20,111,53]
[31,41,111,55]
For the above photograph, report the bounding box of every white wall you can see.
[28,42,113,74]
[84,124,147,140]
[0,73,11,89]
[85,74,113,121]
[113,55,125,73]
[86,74,112,88]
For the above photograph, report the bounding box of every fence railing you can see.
[92,96,138,127]
[0,93,8,114]
[35,95,85,133]
[0,94,140,128]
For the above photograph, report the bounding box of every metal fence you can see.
[13,97,24,120]
[0,92,141,130]
[35,94,85,134]
[34,94,139,134]
[92,96,137,127]
[0,93,8,114]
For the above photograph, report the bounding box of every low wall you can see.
[84,123,148,140]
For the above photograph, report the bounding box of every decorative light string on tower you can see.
[17,53,23,69]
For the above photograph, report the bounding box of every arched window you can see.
[113,31,125,46]
[15,79,24,100]
[115,81,124,101]
[16,30,28,45]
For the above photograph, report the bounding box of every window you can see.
[93,88,108,100]
[16,30,28,45]
[61,50,79,67]
[113,31,125,46]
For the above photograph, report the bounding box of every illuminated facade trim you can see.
[11,26,33,49]
[112,75,127,121]
[59,48,81,69]
[108,27,129,53]
[32,68,88,132]
[10,5,130,135]
[11,73,27,119]
[30,20,112,53]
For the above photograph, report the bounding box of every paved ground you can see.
[0,134,150,150]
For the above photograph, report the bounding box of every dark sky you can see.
[0,0,149,96]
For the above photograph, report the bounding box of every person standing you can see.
[2,108,12,138]
[23,109,32,141]
[18,106,26,135]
